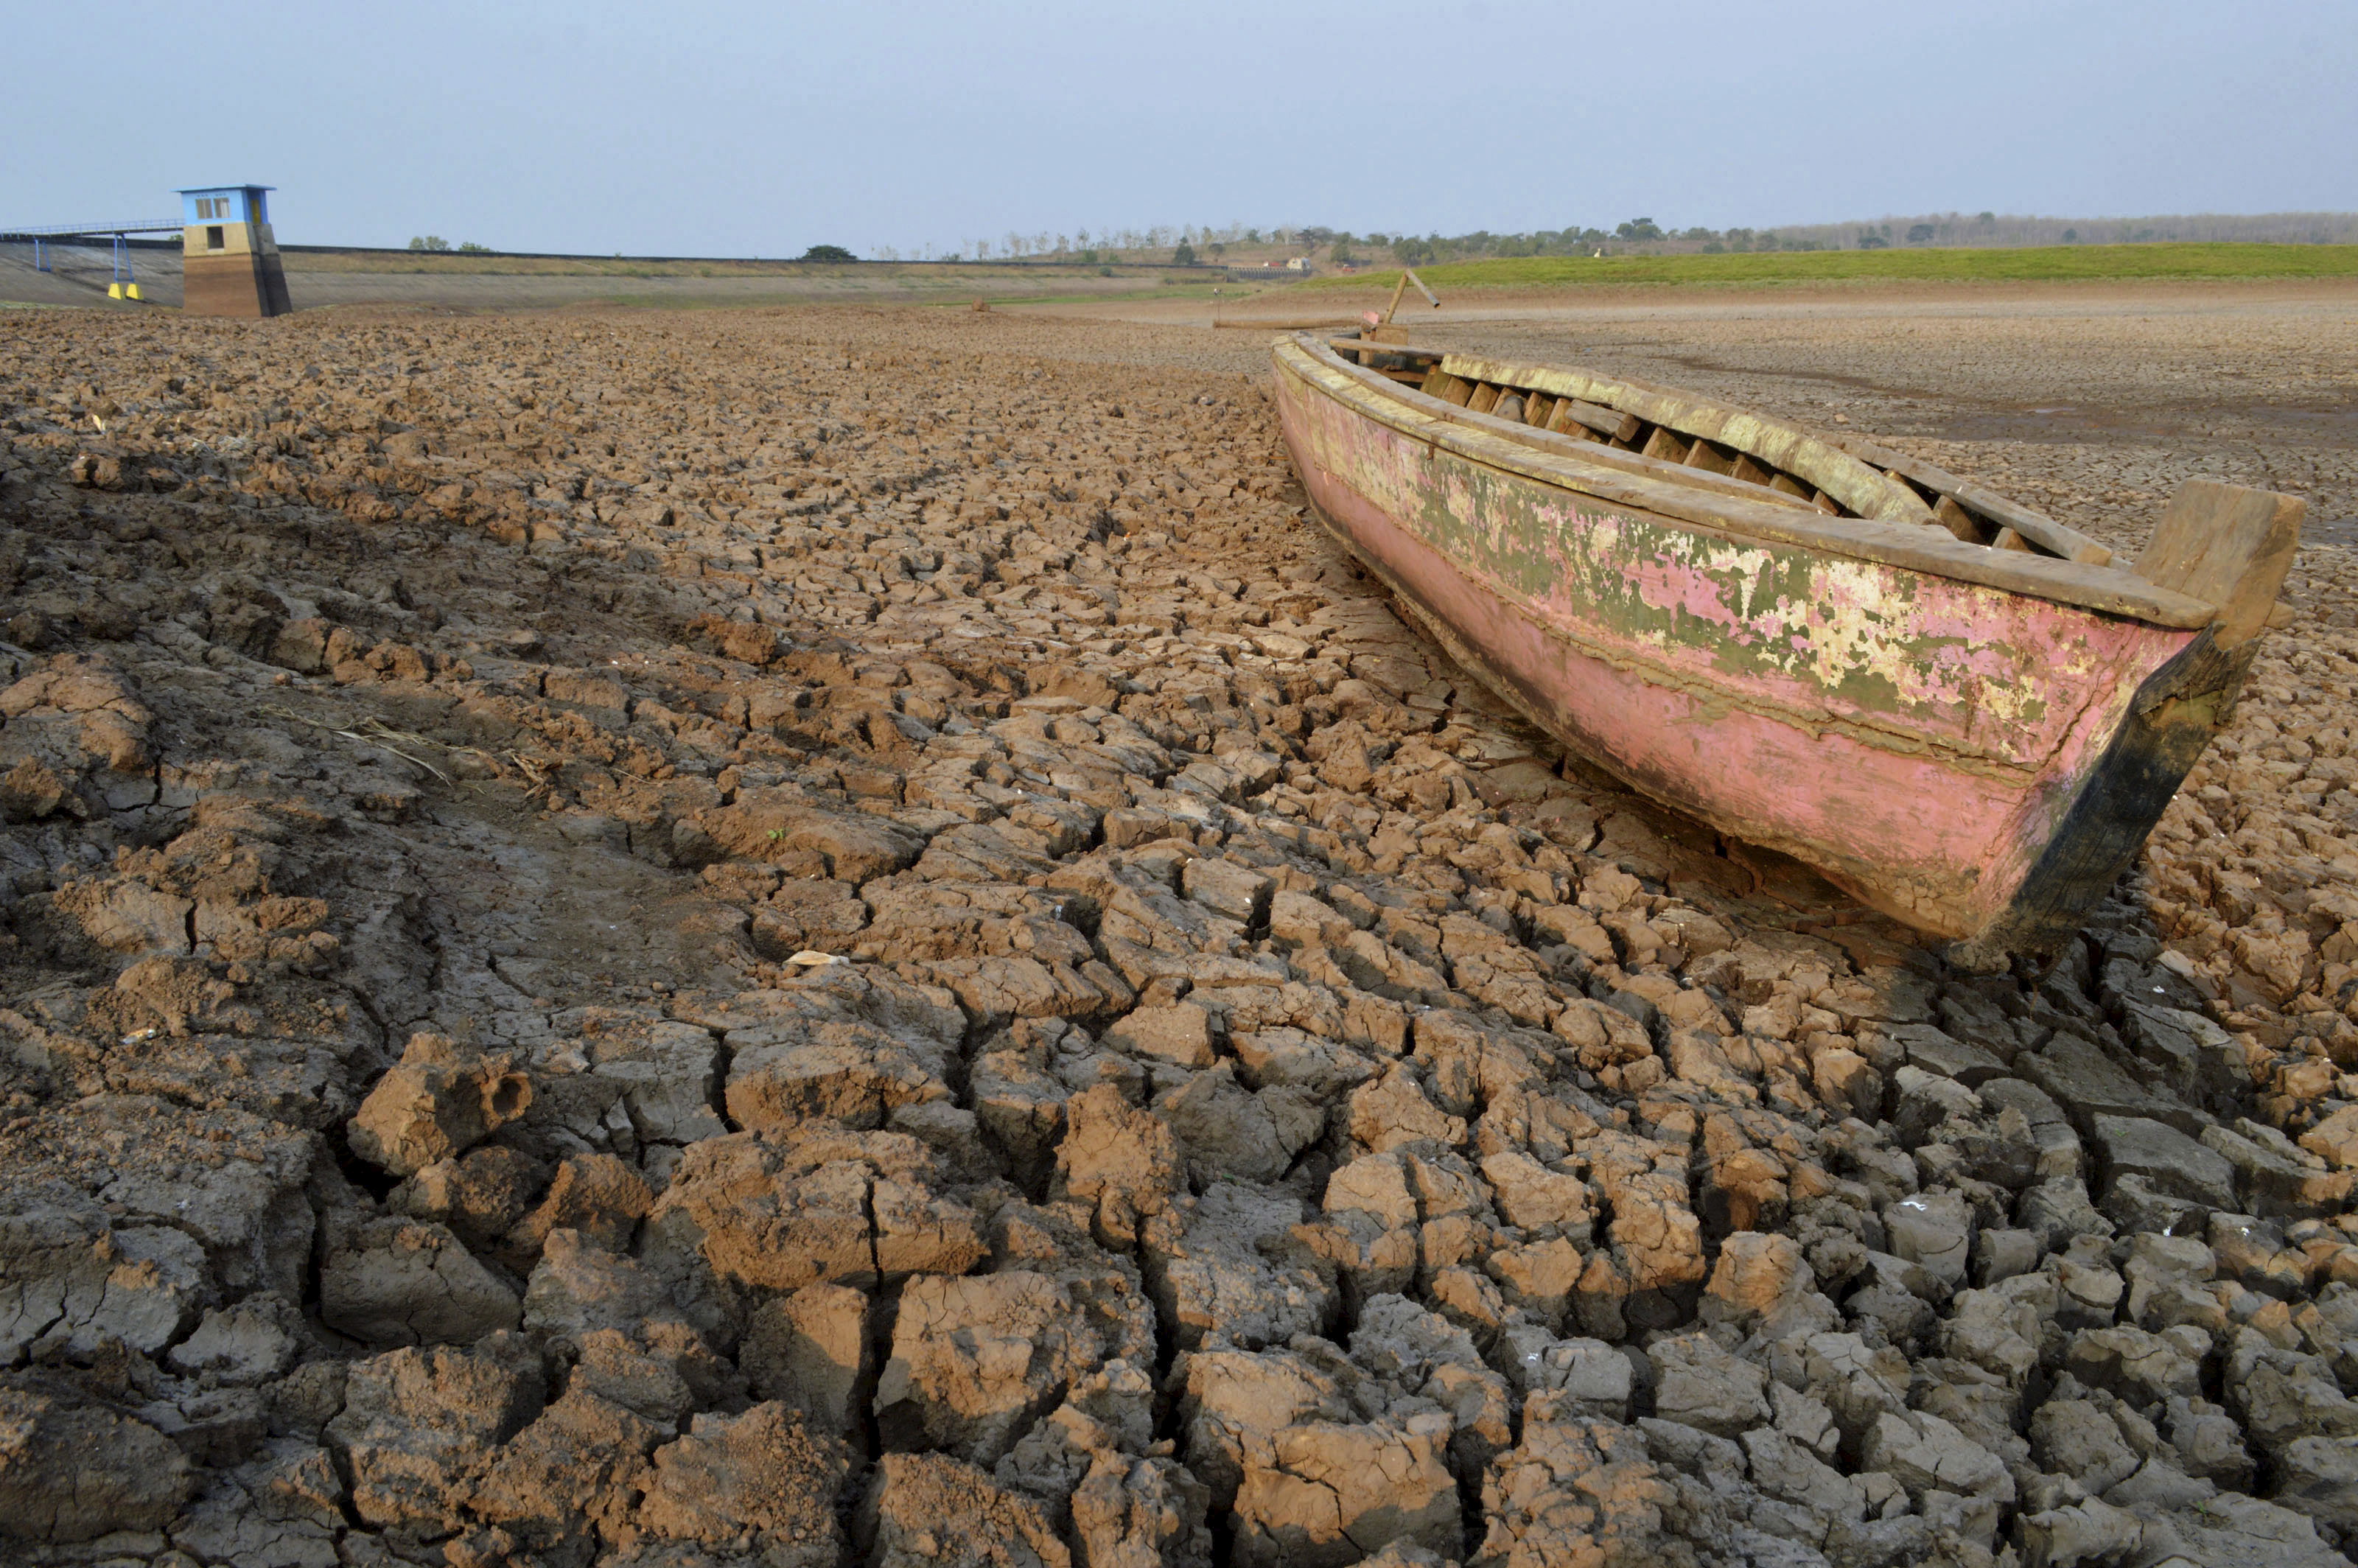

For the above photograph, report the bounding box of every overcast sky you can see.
[9,0,2353,256]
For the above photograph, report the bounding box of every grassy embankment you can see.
[1302,243,2358,291]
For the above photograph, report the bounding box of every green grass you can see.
[1302,243,2358,291]
[928,279,1281,309]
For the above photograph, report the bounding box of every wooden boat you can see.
[1272,331,2304,965]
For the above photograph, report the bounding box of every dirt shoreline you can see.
[0,242,1256,315]
[2,296,2357,1567]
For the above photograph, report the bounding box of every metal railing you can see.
[0,220,181,238]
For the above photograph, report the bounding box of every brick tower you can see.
[178,185,292,317]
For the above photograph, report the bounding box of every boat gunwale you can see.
[1277,332,2217,630]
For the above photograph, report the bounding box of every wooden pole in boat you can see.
[1381,267,1441,325]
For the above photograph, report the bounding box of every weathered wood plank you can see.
[1424,368,1474,405]
[1834,434,2113,566]
[1686,438,1737,477]
[1931,494,1984,544]
[1541,396,1640,441]
[1327,337,1447,361]
[1445,351,1934,527]
[1642,426,1692,463]
[2135,478,2305,645]
[1342,354,1822,512]
[1883,471,1941,508]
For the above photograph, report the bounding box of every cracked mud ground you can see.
[3,293,2358,1568]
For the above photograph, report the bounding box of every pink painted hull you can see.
[1272,343,2213,953]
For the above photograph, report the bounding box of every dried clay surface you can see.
[1,293,2357,1568]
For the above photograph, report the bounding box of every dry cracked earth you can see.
[3,295,2358,1568]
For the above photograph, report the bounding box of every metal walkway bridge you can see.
[0,219,181,238]
[0,219,181,297]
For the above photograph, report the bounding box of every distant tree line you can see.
[1375,210,2358,262]
[861,209,2358,268]
[868,223,1274,265]
[1757,211,2358,252]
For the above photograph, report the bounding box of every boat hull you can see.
[1272,343,2246,960]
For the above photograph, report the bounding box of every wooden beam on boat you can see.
[1685,438,1738,477]
[1642,426,1692,463]
[1427,369,1474,406]
[1544,397,1642,443]
[2135,479,2305,646]
[1932,495,1986,544]
[1832,435,2113,567]
[1326,337,1447,361]
[1954,489,2110,564]
[1329,336,1442,383]
[1446,351,1934,528]
[1307,347,1826,515]
[1283,336,2221,628]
